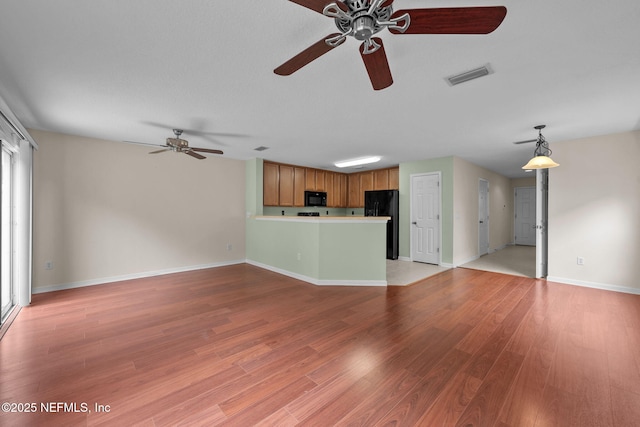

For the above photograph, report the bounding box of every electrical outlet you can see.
[297,253,301,261]
[577,257,584,266]
[226,243,232,252]
[45,261,53,270]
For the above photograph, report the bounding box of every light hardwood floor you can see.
[1,264,639,426]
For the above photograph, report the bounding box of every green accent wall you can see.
[399,156,454,265]
[245,158,263,216]
[246,218,387,283]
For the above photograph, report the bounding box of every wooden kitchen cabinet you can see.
[360,171,373,206]
[293,167,306,207]
[388,167,399,189]
[264,161,396,208]
[348,173,361,208]
[305,169,316,190]
[263,162,279,206]
[325,172,348,208]
[338,173,348,207]
[373,168,389,190]
[325,172,335,206]
[315,170,326,192]
[278,165,295,206]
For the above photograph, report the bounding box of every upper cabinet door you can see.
[315,170,326,192]
[348,173,361,208]
[278,165,295,206]
[360,172,374,206]
[294,167,306,207]
[373,169,389,190]
[388,167,399,190]
[305,169,316,191]
[263,162,279,206]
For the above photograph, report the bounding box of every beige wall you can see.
[453,157,513,265]
[548,130,640,292]
[32,130,246,292]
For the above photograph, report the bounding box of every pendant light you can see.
[521,125,559,170]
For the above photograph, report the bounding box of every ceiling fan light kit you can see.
[275,0,507,90]
[520,125,560,170]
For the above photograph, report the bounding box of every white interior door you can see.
[514,186,536,246]
[478,179,489,256]
[411,173,440,264]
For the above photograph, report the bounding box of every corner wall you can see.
[452,157,513,265]
[548,130,640,293]
[32,130,247,292]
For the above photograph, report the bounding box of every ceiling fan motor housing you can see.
[333,0,393,40]
[166,138,189,149]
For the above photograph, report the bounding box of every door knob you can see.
[412,221,417,225]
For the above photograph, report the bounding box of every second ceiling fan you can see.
[275,0,507,90]
[149,129,224,160]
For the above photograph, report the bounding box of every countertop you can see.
[253,216,390,223]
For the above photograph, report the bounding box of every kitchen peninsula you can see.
[246,215,389,286]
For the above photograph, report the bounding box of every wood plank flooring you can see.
[1,264,639,426]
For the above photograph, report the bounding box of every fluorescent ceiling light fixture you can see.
[334,156,381,168]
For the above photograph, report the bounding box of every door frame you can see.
[536,169,549,278]
[409,171,442,265]
[478,178,490,256]
[0,145,14,324]
[513,186,536,246]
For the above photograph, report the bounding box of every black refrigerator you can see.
[364,190,399,260]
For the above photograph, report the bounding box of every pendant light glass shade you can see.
[522,155,559,169]
[520,124,559,170]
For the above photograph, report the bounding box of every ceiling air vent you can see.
[254,146,270,151]
[446,64,493,86]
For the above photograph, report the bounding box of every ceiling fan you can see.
[274,0,507,90]
[147,129,224,160]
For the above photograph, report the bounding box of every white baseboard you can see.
[246,260,387,287]
[546,276,640,295]
[32,260,246,294]
[397,256,412,262]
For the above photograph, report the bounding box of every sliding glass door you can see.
[1,146,13,323]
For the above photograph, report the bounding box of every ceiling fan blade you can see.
[142,122,247,138]
[360,38,393,91]
[124,140,166,148]
[149,148,170,154]
[274,33,345,76]
[288,0,345,14]
[513,139,538,145]
[191,147,224,155]
[389,6,507,35]
[184,150,206,160]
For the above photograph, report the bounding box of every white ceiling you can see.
[0,0,639,178]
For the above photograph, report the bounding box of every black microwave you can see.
[304,191,327,207]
